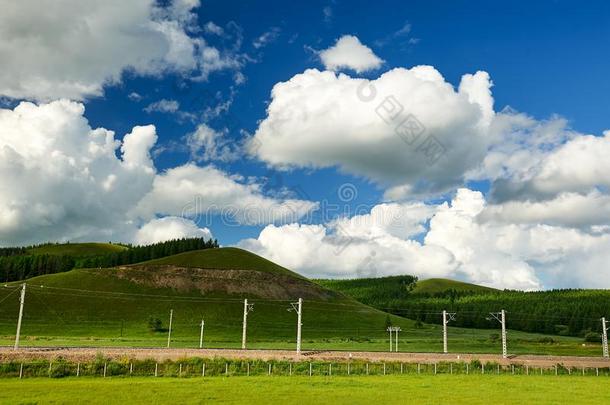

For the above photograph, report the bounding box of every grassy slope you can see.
[0,248,416,349]
[28,243,127,257]
[1,376,608,405]
[412,278,497,295]
[143,247,303,278]
[0,248,599,355]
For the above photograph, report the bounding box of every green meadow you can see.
[0,375,608,404]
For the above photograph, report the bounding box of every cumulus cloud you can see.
[240,187,610,289]
[134,164,318,225]
[479,191,610,229]
[490,129,610,203]
[0,100,315,246]
[239,222,456,280]
[0,0,243,101]
[250,67,494,196]
[239,201,455,280]
[134,216,212,245]
[425,188,610,289]
[0,100,156,245]
[318,35,383,73]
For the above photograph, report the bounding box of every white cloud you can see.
[0,0,243,101]
[128,92,143,102]
[239,186,610,289]
[253,27,281,49]
[492,130,610,202]
[239,201,454,280]
[319,35,383,73]
[424,189,542,289]
[479,190,610,229]
[144,99,180,114]
[239,221,456,280]
[250,67,494,196]
[134,164,318,225]
[204,21,224,36]
[186,124,239,162]
[144,98,196,121]
[424,188,610,289]
[0,100,156,245]
[0,100,314,246]
[134,216,212,245]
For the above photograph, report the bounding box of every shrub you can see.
[148,316,163,332]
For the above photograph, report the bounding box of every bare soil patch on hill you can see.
[113,265,338,301]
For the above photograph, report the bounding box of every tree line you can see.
[383,289,610,338]
[0,238,218,282]
[318,276,610,338]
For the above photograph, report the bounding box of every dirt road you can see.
[1,347,609,368]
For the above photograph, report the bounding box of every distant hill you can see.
[411,278,497,295]
[0,238,217,282]
[316,275,417,306]
[143,247,304,279]
[0,248,416,348]
[27,242,127,257]
[318,275,610,338]
[121,248,329,300]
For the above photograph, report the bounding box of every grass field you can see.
[0,248,603,356]
[0,375,608,404]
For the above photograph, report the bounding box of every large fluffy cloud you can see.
[426,188,610,289]
[0,100,315,246]
[0,0,242,101]
[134,164,318,225]
[249,66,494,196]
[0,100,156,244]
[318,35,383,73]
[239,202,457,280]
[240,187,610,289]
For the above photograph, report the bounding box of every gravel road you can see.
[1,347,609,368]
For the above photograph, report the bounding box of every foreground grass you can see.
[0,375,608,404]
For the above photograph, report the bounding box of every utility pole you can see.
[242,299,254,349]
[199,319,205,349]
[289,298,303,354]
[394,326,401,352]
[489,310,507,358]
[167,309,173,348]
[387,327,393,352]
[14,284,26,350]
[442,310,456,354]
[602,317,609,358]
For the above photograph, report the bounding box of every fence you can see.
[2,358,610,379]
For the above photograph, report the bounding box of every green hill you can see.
[411,278,497,295]
[316,275,418,307]
[143,247,303,278]
[320,275,610,339]
[0,248,416,350]
[0,249,599,355]
[0,238,216,283]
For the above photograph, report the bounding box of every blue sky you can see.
[2,0,610,289]
[79,0,610,246]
